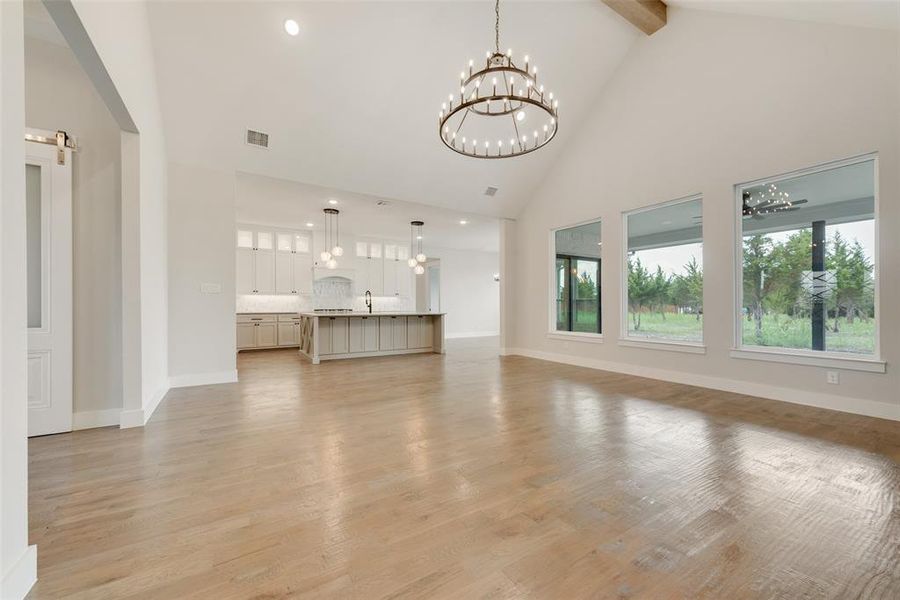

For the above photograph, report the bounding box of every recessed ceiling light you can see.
[459,220,468,225]
[327,199,338,205]
[284,19,300,36]
[306,222,314,228]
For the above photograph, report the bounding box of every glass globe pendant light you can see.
[409,221,426,274]
[322,208,341,267]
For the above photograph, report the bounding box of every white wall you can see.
[25,36,122,427]
[430,246,500,338]
[72,0,169,424]
[167,162,237,386]
[0,1,36,597]
[511,8,900,419]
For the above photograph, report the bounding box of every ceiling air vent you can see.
[484,186,499,197]
[246,129,269,148]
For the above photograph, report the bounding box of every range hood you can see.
[313,267,356,282]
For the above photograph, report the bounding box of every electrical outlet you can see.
[200,282,222,294]
[826,370,840,385]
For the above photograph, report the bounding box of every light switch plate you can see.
[200,282,222,294]
[826,370,840,385]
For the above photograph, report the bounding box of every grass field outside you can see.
[741,314,875,354]
[626,312,703,342]
[619,311,874,353]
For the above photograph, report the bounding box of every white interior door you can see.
[26,132,73,436]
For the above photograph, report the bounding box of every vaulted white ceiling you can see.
[145,1,637,219]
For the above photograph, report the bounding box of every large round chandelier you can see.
[438,0,558,159]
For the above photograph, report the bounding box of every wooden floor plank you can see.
[27,339,900,598]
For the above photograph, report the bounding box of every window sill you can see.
[547,331,604,344]
[618,338,707,354]
[730,347,886,373]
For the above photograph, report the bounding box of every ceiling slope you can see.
[146,1,637,219]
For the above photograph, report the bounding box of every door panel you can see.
[26,135,73,436]
[378,317,393,350]
[237,323,256,349]
[255,250,275,294]
[392,317,407,349]
[275,252,293,294]
[236,248,254,294]
[256,322,277,347]
[277,322,297,346]
[331,318,349,354]
[363,317,379,351]
[293,254,313,294]
[348,319,364,353]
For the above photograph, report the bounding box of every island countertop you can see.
[299,311,446,317]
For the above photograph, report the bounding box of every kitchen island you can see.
[297,312,445,364]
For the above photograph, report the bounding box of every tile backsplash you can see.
[237,294,412,313]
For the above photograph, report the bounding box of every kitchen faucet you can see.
[365,290,372,314]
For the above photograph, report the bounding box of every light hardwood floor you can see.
[28,339,900,599]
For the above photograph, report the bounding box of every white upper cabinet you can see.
[277,232,293,252]
[237,225,312,295]
[256,231,273,250]
[237,227,409,298]
[237,229,253,248]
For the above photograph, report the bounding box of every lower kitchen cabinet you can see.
[407,315,434,349]
[318,317,350,355]
[349,316,379,353]
[391,316,408,350]
[237,314,299,351]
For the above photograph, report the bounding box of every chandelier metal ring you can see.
[437,0,559,160]
[439,91,558,159]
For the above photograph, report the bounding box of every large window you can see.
[737,157,876,357]
[553,221,601,334]
[624,196,703,344]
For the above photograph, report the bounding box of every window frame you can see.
[619,193,706,353]
[731,152,885,373]
[547,219,604,342]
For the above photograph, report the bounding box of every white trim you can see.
[621,193,704,344]
[0,544,36,600]
[169,369,238,388]
[731,347,885,373]
[446,331,500,339]
[142,384,169,424]
[506,348,899,421]
[119,408,145,429]
[733,153,881,361]
[73,408,121,430]
[618,338,706,354]
[547,331,604,344]
[119,383,170,429]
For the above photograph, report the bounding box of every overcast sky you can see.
[632,220,875,277]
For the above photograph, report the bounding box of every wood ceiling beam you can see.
[601,0,667,35]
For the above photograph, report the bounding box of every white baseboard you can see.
[507,347,900,422]
[1,544,36,600]
[119,408,145,429]
[143,384,169,424]
[119,383,171,429]
[446,331,500,339]
[168,369,238,388]
[73,408,121,430]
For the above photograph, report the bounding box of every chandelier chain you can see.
[494,0,500,54]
